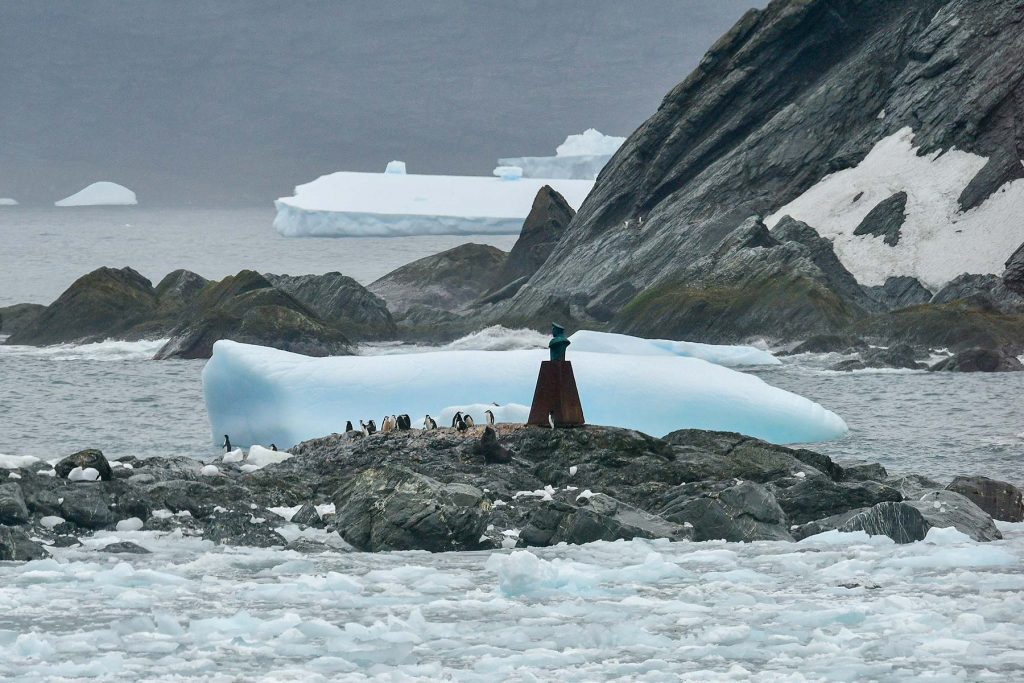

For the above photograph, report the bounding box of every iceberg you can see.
[0,198,17,206]
[568,330,780,367]
[55,182,137,207]
[273,163,593,238]
[498,129,626,180]
[203,341,847,449]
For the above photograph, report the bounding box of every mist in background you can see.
[0,1,762,206]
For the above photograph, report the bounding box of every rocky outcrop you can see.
[0,303,45,336]
[862,276,933,311]
[930,274,1024,315]
[54,448,114,481]
[831,344,927,371]
[905,490,1002,542]
[264,272,396,340]
[853,302,1024,353]
[853,192,908,246]
[946,475,1024,521]
[928,347,1023,372]
[840,502,931,544]
[496,0,1024,345]
[1004,242,1024,295]
[483,186,575,301]
[657,480,792,542]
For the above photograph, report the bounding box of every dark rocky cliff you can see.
[501,0,1024,338]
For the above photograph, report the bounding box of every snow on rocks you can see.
[766,127,1024,289]
[54,181,137,207]
[203,340,846,449]
[273,166,593,238]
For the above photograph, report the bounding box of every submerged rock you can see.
[831,344,926,372]
[929,348,1023,372]
[945,476,1024,522]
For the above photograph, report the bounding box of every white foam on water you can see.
[0,338,168,361]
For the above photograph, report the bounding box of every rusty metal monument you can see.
[527,323,585,427]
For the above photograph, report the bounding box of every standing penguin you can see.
[464,414,475,428]
[223,435,232,453]
[345,420,353,432]
[484,409,495,426]
[452,412,468,432]
[359,420,370,437]
[367,419,377,435]
[424,415,437,430]
[381,416,394,433]
[450,412,464,429]
[270,444,278,451]
[398,414,411,430]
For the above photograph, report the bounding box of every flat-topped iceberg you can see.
[0,198,17,206]
[498,129,626,180]
[203,341,846,448]
[55,182,137,207]
[568,330,780,366]
[273,163,593,238]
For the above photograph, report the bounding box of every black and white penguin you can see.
[424,415,437,430]
[367,419,377,435]
[223,435,232,452]
[398,414,411,430]
[450,412,464,429]
[452,412,468,432]
[464,414,475,428]
[484,410,495,426]
[270,444,278,451]
[345,420,353,432]
[359,420,370,437]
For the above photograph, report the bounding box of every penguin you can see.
[484,409,495,426]
[548,412,556,429]
[464,414,475,428]
[367,419,377,435]
[381,416,394,433]
[455,414,469,432]
[359,420,370,437]
[223,435,232,453]
[345,420,353,432]
[398,414,411,430]
[270,444,278,452]
[451,412,464,429]
[424,415,437,430]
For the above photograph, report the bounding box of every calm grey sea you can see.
[0,208,1021,486]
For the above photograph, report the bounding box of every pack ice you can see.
[273,162,594,238]
[55,181,137,207]
[203,340,846,449]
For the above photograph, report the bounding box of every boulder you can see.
[289,502,323,527]
[929,348,1023,372]
[54,449,114,482]
[331,466,489,552]
[0,527,47,561]
[770,477,903,525]
[203,509,287,547]
[154,269,209,319]
[59,485,120,529]
[840,461,889,483]
[791,508,866,541]
[0,303,45,336]
[100,541,151,554]
[945,476,1024,522]
[658,480,792,542]
[885,473,946,499]
[0,482,30,524]
[548,493,692,545]
[6,266,159,345]
[839,502,931,544]
[264,272,396,340]
[905,490,1002,542]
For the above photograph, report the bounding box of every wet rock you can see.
[945,476,1024,522]
[885,474,945,499]
[550,493,692,545]
[905,490,1002,542]
[59,485,120,529]
[839,502,931,544]
[264,272,396,341]
[0,303,45,336]
[658,480,791,542]
[100,541,151,554]
[474,426,513,464]
[831,344,926,372]
[54,449,114,482]
[929,348,1023,372]
[0,482,30,524]
[203,509,287,548]
[840,462,889,483]
[770,477,903,525]
[792,509,866,541]
[787,334,868,355]
[0,527,47,561]
[331,466,489,552]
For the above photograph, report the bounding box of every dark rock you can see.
[549,493,692,545]
[1004,242,1024,295]
[855,303,1024,353]
[59,485,120,529]
[0,527,47,561]
[929,348,1023,373]
[885,474,945,499]
[840,462,889,483]
[959,150,1024,212]
[786,334,868,355]
[51,535,82,548]
[0,303,45,336]
[945,476,1024,522]
[100,541,151,554]
[831,344,926,372]
[862,276,933,311]
[484,186,575,296]
[0,482,30,524]
[7,267,159,345]
[54,448,114,482]
[289,502,323,527]
[839,502,931,544]
[791,508,866,541]
[143,480,246,518]
[203,509,287,547]
[658,480,792,542]
[663,429,832,484]
[791,449,845,481]
[369,243,507,318]
[852,192,907,246]
[770,477,903,525]
[931,274,1024,315]
[264,272,396,341]
[905,490,1002,542]
[474,426,512,464]
[154,269,209,319]
[331,465,488,552]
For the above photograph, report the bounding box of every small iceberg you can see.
[203,340,847,449]
[568,330,780,367]
[0,198,18,206]
[498,128,626,180]
[55,182,137,207]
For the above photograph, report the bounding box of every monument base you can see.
[527,360,585,427]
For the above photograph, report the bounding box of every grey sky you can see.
[0,1,761,206]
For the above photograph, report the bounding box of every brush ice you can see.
[55,181,137,207]
[202,340,846,448]
[568,330,780,366]
[766,127,1024,289]
[273,165,593,238]
[499,129,626,180]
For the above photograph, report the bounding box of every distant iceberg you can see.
[203,340,847,448]
[273,162,593,238]
[55,182,137,207]
[0,198,17,206]
[498,128,626,180]
[568,330,781,367]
